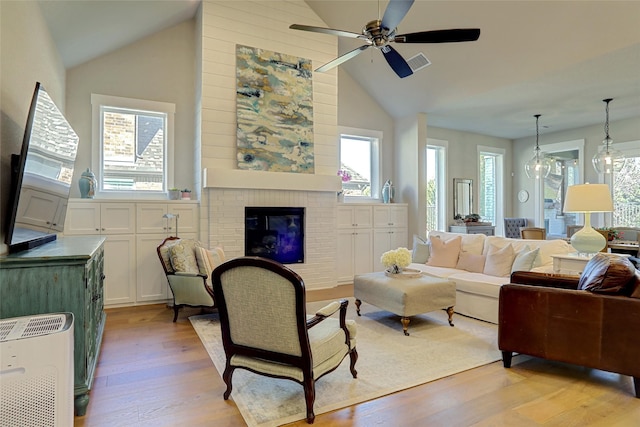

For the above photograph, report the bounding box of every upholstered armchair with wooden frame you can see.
[212,256,358,424]
[157,236,224,322]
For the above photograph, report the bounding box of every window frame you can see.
[477,146,505,235]
[338,126,381,201]
[602,140,640,227]
[426,139,448,232]
[91,93,175,199]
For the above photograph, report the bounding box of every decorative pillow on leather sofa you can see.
[578,253,637,295]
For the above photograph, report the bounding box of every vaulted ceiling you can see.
[39,0,640,139]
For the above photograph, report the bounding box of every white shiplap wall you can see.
[199,1,341,289]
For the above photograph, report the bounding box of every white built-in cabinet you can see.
[65,199,198,306]
[337,205,373,283]
[336,204,408,284]
[372,205,409,271]
[16,187,68,232]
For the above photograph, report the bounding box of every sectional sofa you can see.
[408,231,574,323]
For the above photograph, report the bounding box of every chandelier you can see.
[592,98,626,174]
[525,114,551,179]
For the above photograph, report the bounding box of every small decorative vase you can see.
[79,168,96,199]
[181,192,191,200]
[386,265,402,274]
[382,180,394,203]
[168,190,181,200]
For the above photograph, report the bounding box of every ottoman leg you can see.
[355,299,362,316]
[446,306,455,327]
[401,317,410,336]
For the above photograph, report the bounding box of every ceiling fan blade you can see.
[381,45,413,78]
[289,24,365,40]
[381,0,415,31]
[316,45,371,73]
[394,28,481,43]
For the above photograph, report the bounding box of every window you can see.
[612,141,640,227]
[426,140,447,232]
[339,127,381,198]
[92,94,175,197]
[478,147,505,234]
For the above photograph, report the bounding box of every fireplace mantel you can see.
[203,168,342,192]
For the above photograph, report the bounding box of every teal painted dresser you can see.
[0,236,106,416]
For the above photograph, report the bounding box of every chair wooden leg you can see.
[502,351,513,368]
[303,376,315,424]
[222,363,234,400]
[172,305,180,322]
[349,348,358,378]
[633,376,639,398]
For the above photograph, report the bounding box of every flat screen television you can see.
[5,82,79,253]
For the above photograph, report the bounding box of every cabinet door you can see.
[336,229,355,283]
[101,203,135,234]
[372,229,393,271]
[16,188,61,229]
[103,235,136,306]
[373,205,407,228]
[352,206,373,228]
[136,234,170,302]
[52,198,68,232]
[168,204,198,235]
[353,229,373,276]
[136,204,169,234]
[65,203,101,235]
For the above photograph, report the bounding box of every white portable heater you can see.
[0,313,74,426]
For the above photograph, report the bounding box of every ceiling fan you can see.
[290,0,480,78]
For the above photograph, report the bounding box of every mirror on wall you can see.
[453,178,473,219]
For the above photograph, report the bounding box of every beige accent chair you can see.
[157,236,224,322]
[211,256,358,424]
[520,227,546,240]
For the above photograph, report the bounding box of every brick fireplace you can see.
[204,169,342,290]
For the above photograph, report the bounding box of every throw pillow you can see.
[168,243,200,274]
[426,236,461,268]
[195,246,225,276]
[456,251,486,273]
[578,253,637,295]
[511,246,540,273]
[484,243,516,277]
[412,235,430,263]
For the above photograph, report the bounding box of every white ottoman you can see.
[354,271,456,336]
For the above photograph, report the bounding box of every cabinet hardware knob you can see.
[96,228,99,231]
[102,228,105,231]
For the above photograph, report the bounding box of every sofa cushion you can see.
[484,244,515,277]
[411,235,430,263]
[511,246,540,273]
[456,252,486,273]
[427,236,461,268]
[449,272,506,298]
[484,236,572,267]
[429,231,485,255]
[578,253,637,295]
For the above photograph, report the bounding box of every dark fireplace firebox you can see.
[245,207,305,264]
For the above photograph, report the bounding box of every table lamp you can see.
[563,183,613,254]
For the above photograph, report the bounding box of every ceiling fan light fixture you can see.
[525,114,551,179]
[592,98,626,174]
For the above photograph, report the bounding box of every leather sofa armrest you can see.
[510,271,580,290]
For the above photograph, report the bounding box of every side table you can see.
[551,253,632,275]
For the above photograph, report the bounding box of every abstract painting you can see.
[236,45,314,173]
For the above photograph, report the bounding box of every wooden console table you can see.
[0,236,106,416]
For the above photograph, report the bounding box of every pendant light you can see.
[525,114,551,179]
[592,98,626,174]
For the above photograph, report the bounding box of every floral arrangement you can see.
[596,227,619,241]
[337,169,352,182]
[380,247,412,274]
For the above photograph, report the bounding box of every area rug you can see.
[190,299,501,427]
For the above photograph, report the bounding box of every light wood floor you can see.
[76,286,640,426]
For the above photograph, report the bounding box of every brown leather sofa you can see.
[498,253,640,398]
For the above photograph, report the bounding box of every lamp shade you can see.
[563,183,613,213]
[563,183,613,254]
